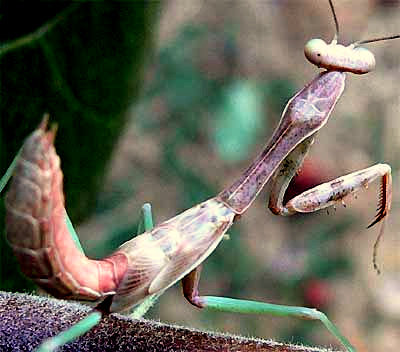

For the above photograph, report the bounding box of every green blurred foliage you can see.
[214,81,264,162]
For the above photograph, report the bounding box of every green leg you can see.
[35,311,102,352]
[65,210,85,253]
[136,202,154,235]
[0,148,21,194]
[35,203,156,351]
[130,292,163,319]
[131,203,163,319]
[182,267,356,352]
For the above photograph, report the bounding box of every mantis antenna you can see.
[328,0,400,46]
[356,34,400,46]
[305,1,400,74]
[328,0,339,42]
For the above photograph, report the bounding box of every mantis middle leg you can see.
[182,265,356,352]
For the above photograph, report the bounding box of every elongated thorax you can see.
[219,71,346,214]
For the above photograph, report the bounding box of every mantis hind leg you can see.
[181,266,356,352]
[35,311,102,352]
[130,203,164,319]
[0,147,21,194]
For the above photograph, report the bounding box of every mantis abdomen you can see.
[5,120,128,301]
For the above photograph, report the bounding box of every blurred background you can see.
[1,1,399,351]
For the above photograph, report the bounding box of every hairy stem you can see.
[0,291,342,352]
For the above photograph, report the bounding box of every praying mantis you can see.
[2,1,399,351]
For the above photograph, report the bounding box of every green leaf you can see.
[213,80,264,162]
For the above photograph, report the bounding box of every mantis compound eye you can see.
[304,38,327,67]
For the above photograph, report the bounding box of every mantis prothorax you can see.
[2,1,398,351]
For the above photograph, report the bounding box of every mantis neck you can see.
[218,70,346,214]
